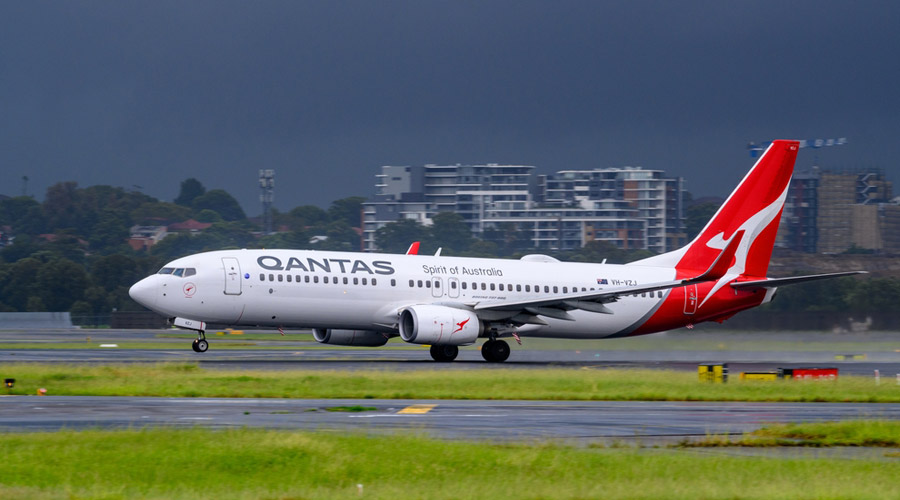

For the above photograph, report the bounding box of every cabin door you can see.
[222,257,242,295]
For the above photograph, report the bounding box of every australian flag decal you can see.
[597,278,608,285]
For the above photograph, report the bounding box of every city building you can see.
[777,168,895,254]
[363,163,685,253]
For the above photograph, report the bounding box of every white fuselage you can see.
[130,249,676,339]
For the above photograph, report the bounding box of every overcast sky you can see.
[2,1,899,214]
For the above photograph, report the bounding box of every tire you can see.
[430,344,459,362]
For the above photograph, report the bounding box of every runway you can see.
[3,396,899,445]
[4,328,900,375]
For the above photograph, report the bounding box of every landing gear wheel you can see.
[195,339,209,352]
[430,344,459,362]
[481,339,510,363]
[191,339,200,352]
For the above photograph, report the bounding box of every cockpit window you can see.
[158,267,197,277]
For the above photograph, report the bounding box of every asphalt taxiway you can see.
[3,396,899,445]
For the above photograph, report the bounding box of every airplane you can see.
[129,140,863,362]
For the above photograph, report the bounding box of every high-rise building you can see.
[363,163,685,254]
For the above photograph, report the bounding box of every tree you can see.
[328,197,366,228]
[374,219,429,253]
[685,202,721,241]
[428,212,473,254]
[175,178,206,206]
[191,190,246,221]
[287,205,329,230]
[37,258,88,311]
[0,196,47,235]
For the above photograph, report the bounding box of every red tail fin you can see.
[633,140,799,279]
[680,140,798,277]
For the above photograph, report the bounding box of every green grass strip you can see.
[692,420,900,448]
[1,428,899,500]
[3,363,900,402]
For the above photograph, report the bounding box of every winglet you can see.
[406,242,420,255]
[684,230,744,284]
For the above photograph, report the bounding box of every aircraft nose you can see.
[129,277,158,309]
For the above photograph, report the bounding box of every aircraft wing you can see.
[471,231,745,323]
[730,271,866,289]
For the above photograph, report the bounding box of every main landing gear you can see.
[429,344,459,362]
[191,331,208,353]
[481,339,510,363]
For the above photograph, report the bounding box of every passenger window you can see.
[544,286,550,293]
[184,268,196,277]
[508,284,512,291]
[372,278,377,286]
[269,274,274,281]
[462,282,467,290]
[516,285,522,292]
[390,279,396,287]
[499,284,504,291]
[409,280,415,287]
[353,278,359,285]
[304,276,310,283]
[286,275,291,283]
[323,276,329,284]
[425,281,431,288]
[658,291,663,298]
[481,283,486,290]
[525,285,531,292]
[434,281,440,288]
[553,286,558,293]
[451,281,457,289]
[259,274,265,281]
[562,287,568,293]
[278,274,283,282]
[641,292,646,298]
[343,277,348,285]
[417,280,423,288]
[361,278,367,285]
[314,276,319,283]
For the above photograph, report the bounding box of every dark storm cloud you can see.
[2,1,899,213]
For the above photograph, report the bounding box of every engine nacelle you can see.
[312,328,390,347]
[399,305,482,346]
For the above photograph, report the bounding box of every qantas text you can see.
[257,256,395,275]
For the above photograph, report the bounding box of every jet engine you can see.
[312,328,390,347]
[398,305,482,346]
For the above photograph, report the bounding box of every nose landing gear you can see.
[191,335,209,353]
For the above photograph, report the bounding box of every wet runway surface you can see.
[3,328,900,445]
[3,396,899,445]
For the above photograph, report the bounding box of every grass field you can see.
[1,427,899,500]
[3,363,899,402]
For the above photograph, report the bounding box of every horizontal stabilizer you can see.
[730,271,866,289]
